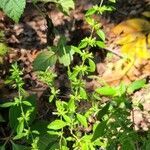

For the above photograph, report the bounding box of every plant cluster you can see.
[0,0,150,150]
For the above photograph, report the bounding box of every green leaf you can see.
[9,105,21,132]
[86,7,97,16]
[145,142,150,150]
[86,17,95,27]
[61,146,69,150]
[0,145,5,150]
[0,0,26,22]
[33,51,57,71]
[109,0,116,3]
[96,41,105,48]
[47,131,60,136]
[71,46,82,54]
[127,79,146,94]
[81,143,90,150]
[58,46,74,66]
[96,86,116,96]
[92,121,107,141]
[79,87,87,99]
[30,121,59,150]
[12,143,29,150]
[116,82,127,96]
[88,59,95,72]
[22,101,32,106]
[13,133,26,140]
[78,41,88,49]
[48,120,67,130]
[68,98,76,112]
[0,102,14,108]
[16,119,24,134]
[53,36,75,66]
[0,43,8,56]
[76,113,88,128]
[97,102,110,120]
[63,115,72,123]
[57,0,74,14]
[96,30,105,41]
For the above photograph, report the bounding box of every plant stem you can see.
[99,0,104,7]
[18,87,34,141]
[104,47,124,58]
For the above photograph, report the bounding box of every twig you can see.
[104,47,124,58]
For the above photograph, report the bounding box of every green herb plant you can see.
[1,0,150,150]
[0,63,38,149]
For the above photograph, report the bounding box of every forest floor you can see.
[0,0,150,131]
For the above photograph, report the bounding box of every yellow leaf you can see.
[148,33,150,48]
[120,35,150,59]
[135,35,150,59]
[115,33,141,45]
[112,19,150,35]
[121,42,136,57]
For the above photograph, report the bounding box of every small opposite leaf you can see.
[79,41,88,49]
[48,120,67,130]
[16,120,24,134]
[96,30,105,41]
[86,7,97,16]
[22,101,32,106]
[76,113,88,128]
[13,133,26,140]
[79,87,87,99]
[96,86,116,96]
[0,102,14,108]
[127,79,146,94]
[63,115,72,123]
[68,98,76,112]
[88,59,95,72]
[96,41,105,48]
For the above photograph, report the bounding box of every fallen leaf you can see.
[112,19,150,35]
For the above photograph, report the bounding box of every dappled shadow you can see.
[103,0,150,24]
[5,23,46,50]
[3,3,48,50]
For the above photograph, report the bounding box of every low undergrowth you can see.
[0,0,150,150]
